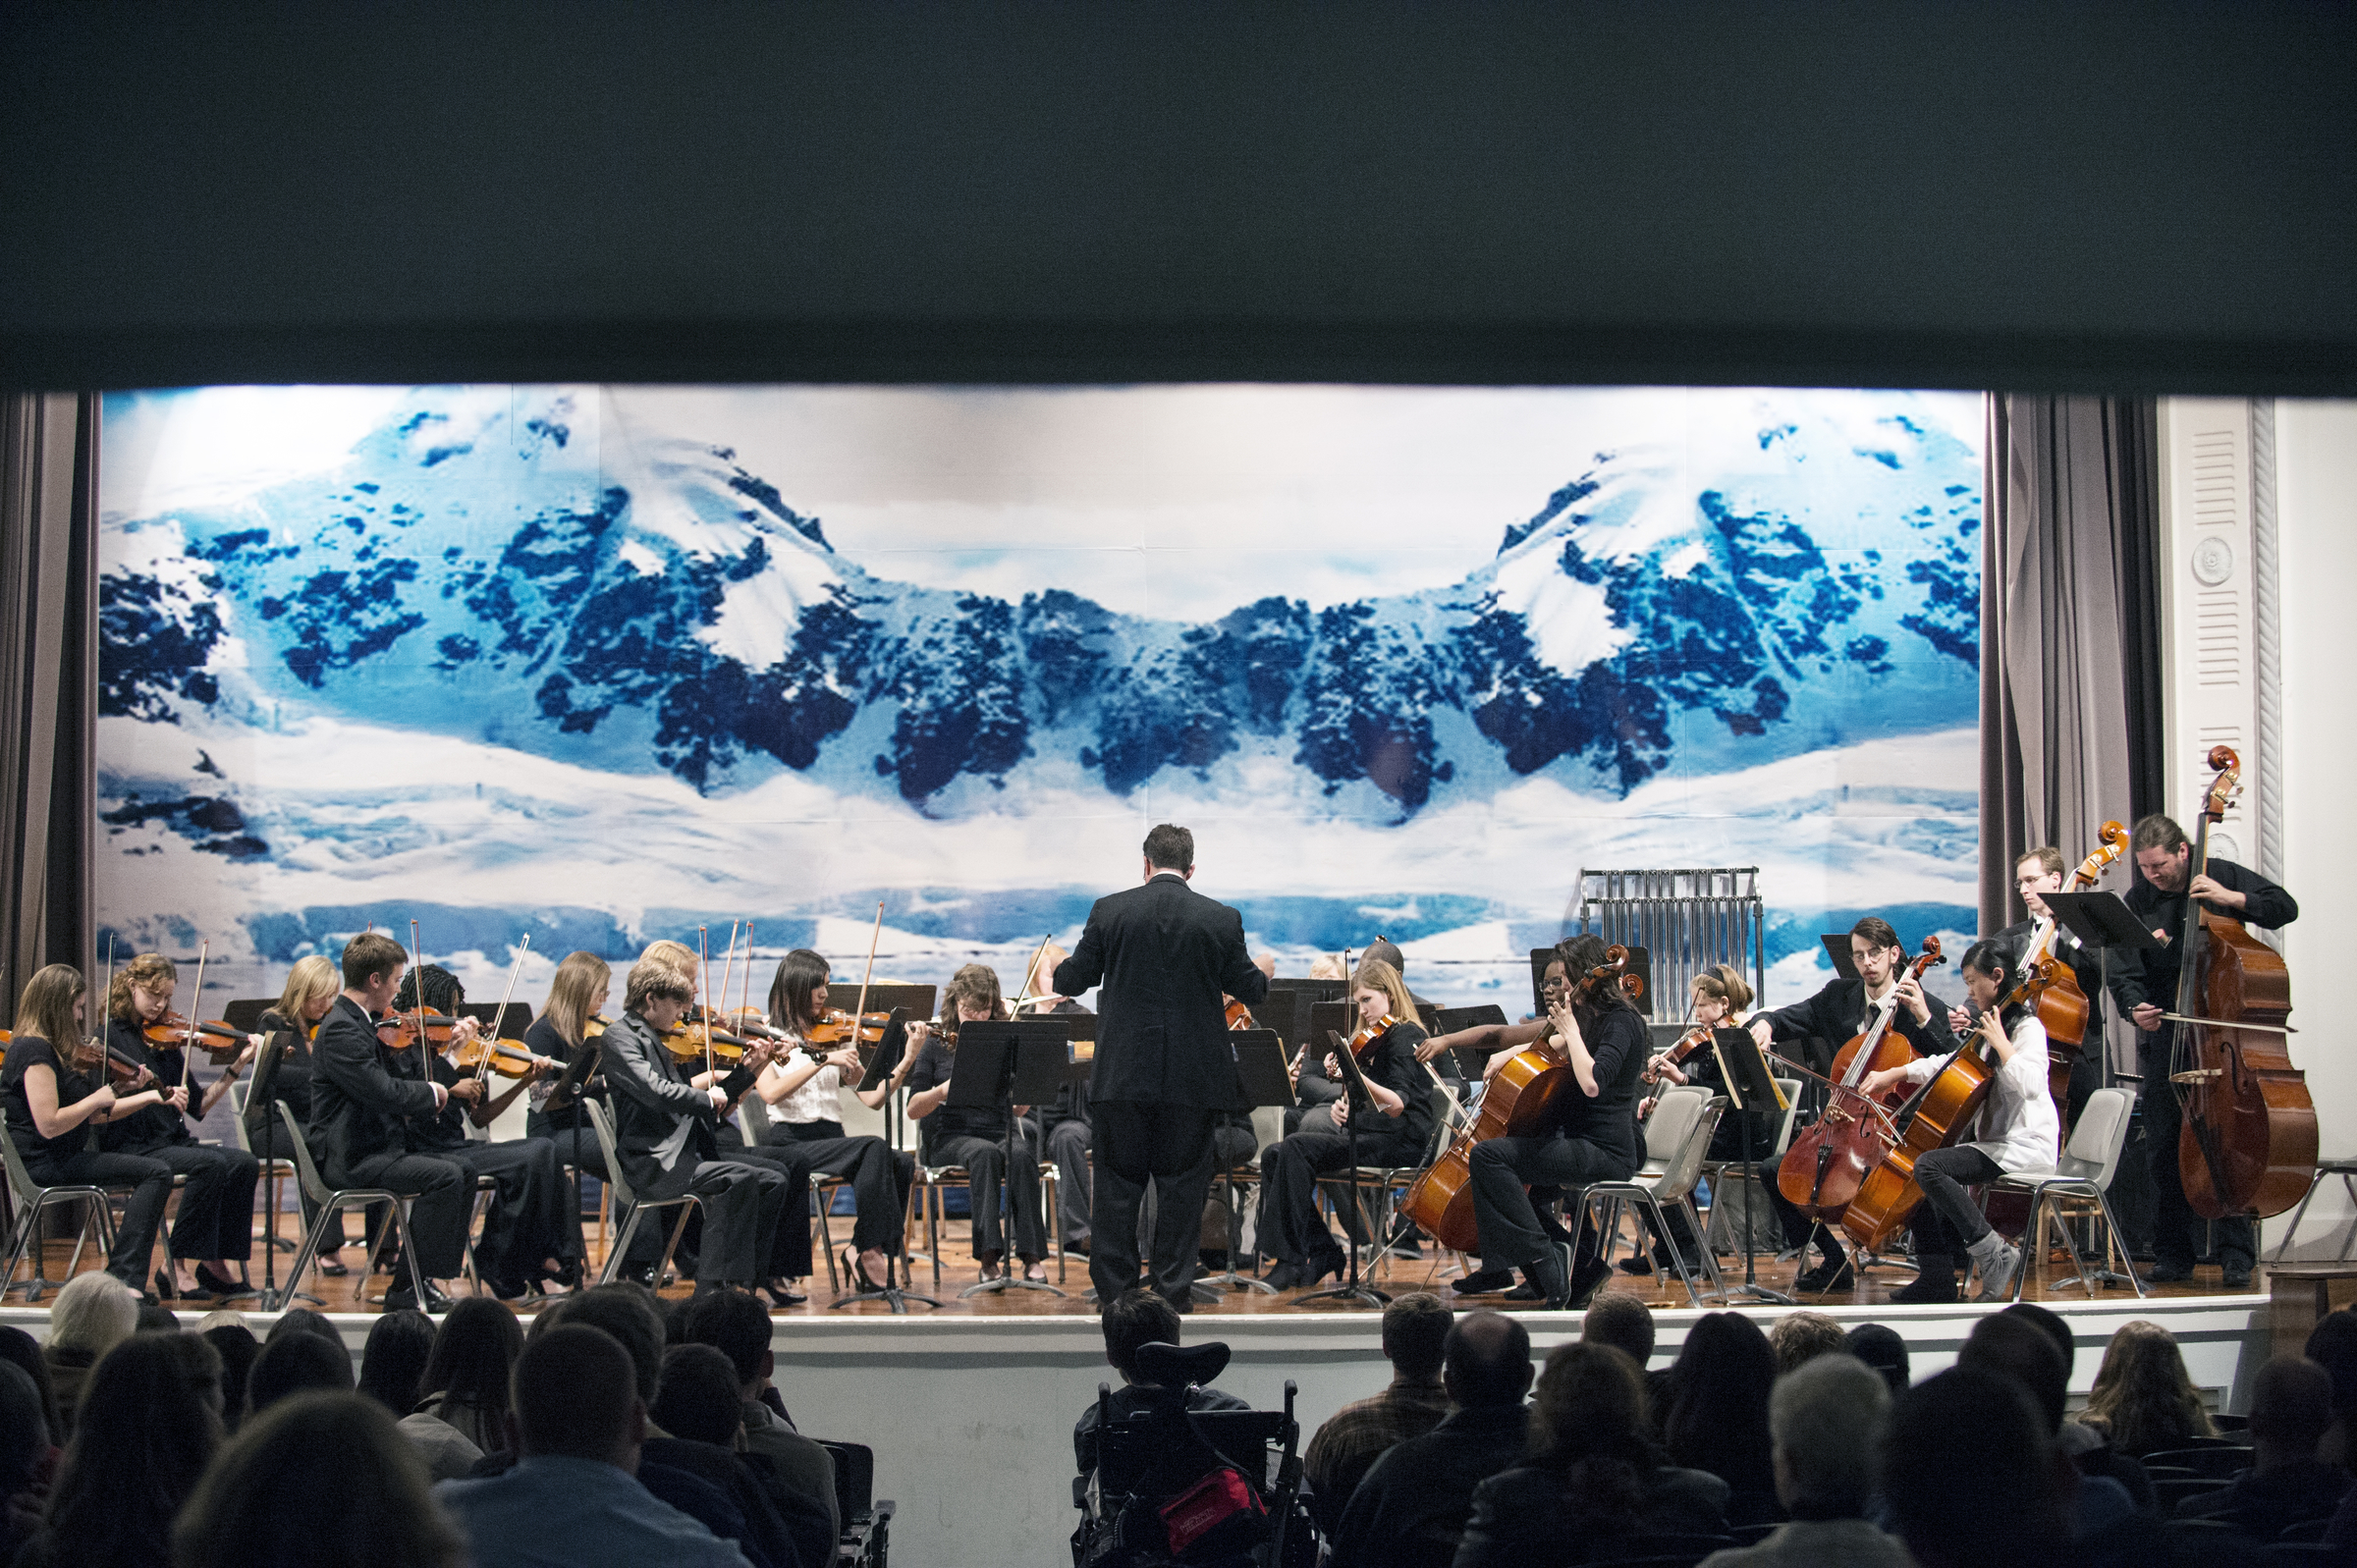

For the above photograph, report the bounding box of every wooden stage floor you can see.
[8,1213,2255,1320]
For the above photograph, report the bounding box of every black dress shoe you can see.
[2147,1260,2195,1283]
[614,1263,659,1290]
[1526,1248,1573,1310]
[1066,1237,1092,1258]
[1564,1257,1613,1310]
[759,1280,807,1309]
[1262,1261,1304,1291]
[383,1283,456,1314]
[1165,1292,1195,1315]
[1795,1255,1856,1293]
[2221,1261,2254,1288]
[1453,1267,1517,1296]
[193,1265,256,1299]
[1303,1248,1346,1287]
[153,1270,183,1302]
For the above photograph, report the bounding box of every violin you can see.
[805,1007,890,1054]
[661,1016,753,1063]
[374,1008,466,1052]
[446,1035,546,1081]
[1225,997,1255,1031]
[139,1009,250,1063]
[1642,1019,1714,1085]
[1339,1013,1399,1060]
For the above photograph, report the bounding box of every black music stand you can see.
[948,1020,1069,1300]
[2043,892,2163,1087]
[834,1008,943,1312]
[1205,1031,1290,1296]
[1434,1006,1508,1082]
[1819,936,1862,980]
[1707,1026,1795,1305]
[1294,1030,1391,1310]
[245,1019,319,1304]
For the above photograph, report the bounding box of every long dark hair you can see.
[768,948,832,1033]
[1554,935,1637,1030]
[1526,1342,1660,1540]
[356,1310,437,1416]
[1664,1311,1779,1498]
[43,1332,223,1562]
[1959,940,2027,1034]
[417,1298,523,1427]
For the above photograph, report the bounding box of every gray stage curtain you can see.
[0,393,98,1013]
[1977,394,2163,933]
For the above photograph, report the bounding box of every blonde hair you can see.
[939,964,1006,1036]
[13,962,87,1054]
[271,956,339,1028]
[1352,957,1415,1023]
[540,952,613,1050]
[2084,1320,2217,1451]
[638,940,697,976]
[1308,953,1346,981]
[106,951,176,1024]
[1692,963,1754,1018]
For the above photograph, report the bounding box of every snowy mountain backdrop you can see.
[96,385,1985,1012]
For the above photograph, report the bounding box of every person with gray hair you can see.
[1697,1355,1909,1568]
[38,1271,139,1440]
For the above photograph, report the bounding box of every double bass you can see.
[1776,939,1946,1220]
[2169,747,2316,1220]
[1399,946,1628,1255]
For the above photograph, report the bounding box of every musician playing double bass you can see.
[1859,940,2058,1302]
[1419,934,1650,1311]
[1746,917,1956,1292]
[2108,812,2299,1287]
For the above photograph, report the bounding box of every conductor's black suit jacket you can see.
[1053,871,1268,1110]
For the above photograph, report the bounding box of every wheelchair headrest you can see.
[1132,1339,1231,1388]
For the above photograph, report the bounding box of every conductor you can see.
[1055,824,1269,1310]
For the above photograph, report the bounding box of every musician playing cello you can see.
[1746,917,1956,1292]
[1419,934,1651,1311]
[1860,940,2058,1302]
[2108,812,2299,1287]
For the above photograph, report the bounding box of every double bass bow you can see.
[2165,747,2316,1221]
[1399,945,1627,1256]
[1776,938,1945,1220]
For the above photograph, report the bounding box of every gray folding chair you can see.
[585,1099,700,1287]
[1580,1084,1727,1306]
[270,1101,434,1311]
[0,1122,120,1303]
[1981,1085,2145,1301]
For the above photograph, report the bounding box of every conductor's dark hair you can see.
[1143,823,1194,872]
[768,948,833,1032]
[1848,917,1903,954]
[2131,813,2189,854]
[1102,1289,1182,1379]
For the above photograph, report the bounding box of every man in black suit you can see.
[2109,811,2298,1287]
[305,931,470,1312]
[1055,824,1268,1309]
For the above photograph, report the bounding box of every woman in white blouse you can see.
[753,949,912,1292]
[1862,938,2059,1304]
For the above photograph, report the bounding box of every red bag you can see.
[1158,1467,1264,1557]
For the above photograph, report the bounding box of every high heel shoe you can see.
[842,1247,879,1291]
[153,1270,181,1302]
[193,1264,254,1299]
[758,1278,808,1309]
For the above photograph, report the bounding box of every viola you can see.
[141,1009,250,1064]
[2168,747,2315,1221]
[1776,937,1946,1220]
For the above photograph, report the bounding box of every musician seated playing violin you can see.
[754,948,912,1295]
[1254,959,1435,1292]
[101,951,262,1302]
[385,965,583,1299]
[1859,940,2058,1303]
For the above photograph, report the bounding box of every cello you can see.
[2016,821,2130,1112]
[1776,939,1946,1220]
[1399,946,1627,1255]
[2167,747,2316,1220]
[1839,950,2071,1253]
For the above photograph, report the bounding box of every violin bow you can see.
[715,919,740,1045]
[1014,933,1056,1013]
[408,921,430,1049]
[697,926,715,1079]
[184,938,212,1105]
[480,935,531,1087]
[849,900,883,1059]
[740,920,758,1030]
[86,933,118,1073]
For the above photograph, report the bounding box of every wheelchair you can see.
[1072,1341,1316,1568]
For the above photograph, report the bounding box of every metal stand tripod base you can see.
[825,1256,943,1313]
[960,1274,1069,1300]
[1727,1282,1796,1305]
[1293,1278,1390,1308]
[1200,1268,1279,1295]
